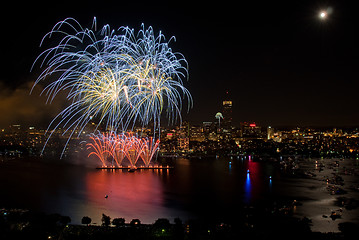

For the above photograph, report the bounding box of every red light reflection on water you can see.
[85,169,167,223]
[244,159,264,203]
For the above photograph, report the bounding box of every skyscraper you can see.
[267,126,274,140]
[222,100,232,128]
[222,90,233,129]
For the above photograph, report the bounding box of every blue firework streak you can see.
[32,17,192,156]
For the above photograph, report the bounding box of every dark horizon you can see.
[1,0,358,127]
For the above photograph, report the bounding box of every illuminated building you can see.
[177,122,190,151]
[240,122,263,139]
[178,137,189,151]
[267,126,274,140]
[202,122,213,133]
[166,133,174,140]
[190,125,205,142]
[222,100,232,128]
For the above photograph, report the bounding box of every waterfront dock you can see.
[96,165,174,170]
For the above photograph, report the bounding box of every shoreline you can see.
[1,207,356,239]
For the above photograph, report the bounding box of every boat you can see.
[330,211,341,220]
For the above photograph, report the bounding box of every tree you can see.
[154,218,171,229]
[112,218,125,227]
[81,216,92,226]
[130,219,141,226]
[173,217,184,240]
[174,217,182,226]
[47,213,61,226]
[101,214,111,227]
[60,216,71,226]
[338,222,358,239]
[153,218,172,237]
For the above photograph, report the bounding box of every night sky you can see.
[0,0,358,128]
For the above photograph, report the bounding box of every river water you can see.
[0,156,358,232]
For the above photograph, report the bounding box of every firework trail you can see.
[87,132,160,168]
[32,17,192,156]
[139,136,160,167]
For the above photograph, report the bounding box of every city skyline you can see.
[1,2,359,235]
[2,115,359,161]
[1,1,358,128]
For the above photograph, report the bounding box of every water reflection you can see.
[0,157,278,225]
[85,169,169,224]
[244,172,251,204]
[243,158,264,204]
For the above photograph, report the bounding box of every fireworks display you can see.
[87,132,160,168]
[32,17,192,158]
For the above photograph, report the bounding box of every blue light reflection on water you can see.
[244,172,251,204]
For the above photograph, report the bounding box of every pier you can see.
[96,165,174,170]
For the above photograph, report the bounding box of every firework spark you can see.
[87,132,160,168]
[32,17,192,156]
